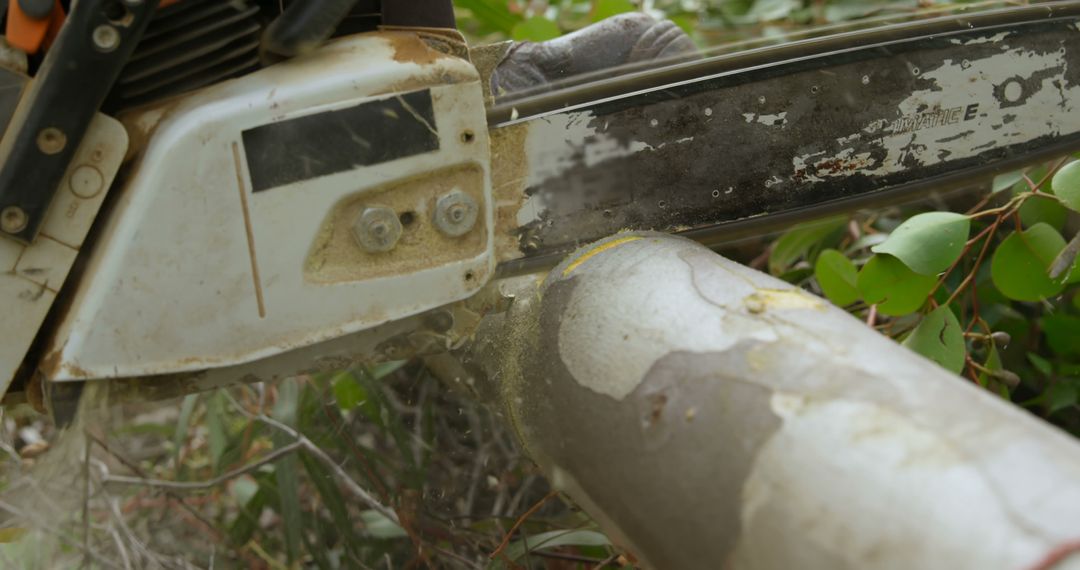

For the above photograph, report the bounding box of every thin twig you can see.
[489,490,558,559]
[591,553,622,570]
[104,441,303,490]
[529,550,608,564]
[317,388,391,500]
[0,441,23,466]
[263,413,402,524]
[413,376,430,469]
[81,432,92,570]
[0,499,121,569]
[106,518,133,570]
[223,392,402,525]
[429,543,483,569]
[505,474,537,516]
[247,538,290,570]
[928,223,996,299]
[99,484,172,568]
[309,378,433,569]
[943,207,1011,308]
[87,432,222,541]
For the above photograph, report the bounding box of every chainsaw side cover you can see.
[42,32,494,381]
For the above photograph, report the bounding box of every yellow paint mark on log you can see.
[562,236,642,277]
[743,289,825,313]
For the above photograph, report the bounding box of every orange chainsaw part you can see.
[6,0,65,54]
[7,0,179,56]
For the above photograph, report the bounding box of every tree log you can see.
[463,232,1080,570]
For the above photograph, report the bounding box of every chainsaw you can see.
[0,0,1079,417]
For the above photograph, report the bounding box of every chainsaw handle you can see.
[262,0,362,58]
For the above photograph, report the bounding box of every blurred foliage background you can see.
[453,0,975,45]
[1,0,1078,569]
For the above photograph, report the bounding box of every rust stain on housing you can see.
[387,32,448,65]
[304,164,488,283]
[38,341,94,382]
[489,124,530,262]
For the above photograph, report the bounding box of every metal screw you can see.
[433,190,478,237]
[352,206,402,253]
[92,25,120,52]
[1,206,28,234]
[36,127,66,155]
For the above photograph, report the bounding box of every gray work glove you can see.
[491,13,697,95]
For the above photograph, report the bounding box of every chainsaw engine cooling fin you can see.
[107,0,263,110]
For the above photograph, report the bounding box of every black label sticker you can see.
[242,89,440,193]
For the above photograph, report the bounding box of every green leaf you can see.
[746,0,799,21]
[824,1,884,23]
[273,379,301,424]
[1019,194,1068,231]
[301,517,335,570]
[1008,167,1068,230]
[668,14,696,35]
[1046,380,1080,413]
[591,0,636,22]
[1041,314,1080,357]
[990,223,1067,301]
[511,16,561,41]
[871,212,970,275]
[977,344,1003,388]
[369,360,407,380]
[173,394,198,468]
[992,169,1025,194]
[353,370,419,477]
[846,232,888,253]
[206,392,227,474]
[331,371,367,412]
[228,475,259,508]
[814,249,859,306]
[902,306,966,374]
[0,528,26,544]
[1028,352,1054,376]
[777,266,813,285]
[272,380,303,564]
[228,473,274,545]
[1051,160,1080,212]
[856,254,937,316]
[300,453,365,558]
[359,510,407,539]
[502,529,611,563]
[768,216,846,275]
[455,0,521,34]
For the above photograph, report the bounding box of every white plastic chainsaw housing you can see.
[42,32,493,381]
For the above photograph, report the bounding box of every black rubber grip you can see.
[262,0,362,58]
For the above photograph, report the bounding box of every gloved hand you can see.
[490,13,697,95]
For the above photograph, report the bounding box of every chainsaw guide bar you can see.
[493,3,1080,274]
